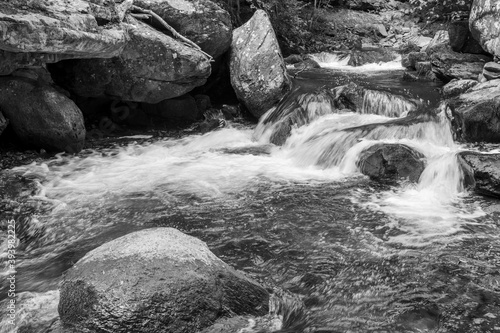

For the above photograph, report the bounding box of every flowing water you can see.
[1,56,500,333]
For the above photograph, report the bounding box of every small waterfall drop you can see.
[361,89,417,118]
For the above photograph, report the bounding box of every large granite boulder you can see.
[357,143,426,182]
[50,16,211,103]
[459,152,500,198]
[59,228,269,333]
[446,80,500,142]
[470,0,500,57]
[230,10,291,119]
[0,0,128,60]
[0,77,86,153]
[442,79,478,99]
[134,0,232,58]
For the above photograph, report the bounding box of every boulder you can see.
[0,77,85,153]
[357,143,426,182]
[284,54,304,65]
[0,290,60,333]
[0,0,128,58]
[442,79,478,99]
[230,10,291,118]
[134,0,232,58]
[459,152,500,198]
[430,49,491,82]
[59,228,269,333]
[293,59,321,70]
[483,62,500,81]
[49,16,211,103]
[347,49,397,67]
[449,21,486,54]
[470,0,500,57]
[423,30,450,54]
[446,80,500,142]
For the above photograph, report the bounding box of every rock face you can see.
[447,80,500,142]
[0,0,128,59]
[50,17,212,103]
[134,0,232,58]
[357,143,426,182]
[459,152,500,198]
[0,77,86,153]
[470,0,500,56]
[230,10,291,118]
[448,21,485,54]
[59,228,269,333]
[0,111,8,137]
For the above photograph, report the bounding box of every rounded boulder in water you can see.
[357,143,426,182]
[58,228,269,333]
[0,76,85,153]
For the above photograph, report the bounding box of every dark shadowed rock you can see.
[459,152,500,198]
[357,143,426,182]
[134,0,232,58]
[141,94,201,121]
[50,16,211,103]
[284,54,304,65]
[0,0,127,58]
[230,10,291,119]
[442,79,478,99]
[447,80,500,142]
[59,228,269,333]
[0,77,85,153]
[0,111,8,137]
[293,59,321,70]
[483,62,500,81]
[402,52,429,70]
[449,20,486,54]
[470,0,500,56]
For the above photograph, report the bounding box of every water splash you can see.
[309,52,403,71]
[361,89,416,118]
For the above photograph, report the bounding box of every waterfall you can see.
[361,89,417,118]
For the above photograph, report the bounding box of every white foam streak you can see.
[309,52,403,71]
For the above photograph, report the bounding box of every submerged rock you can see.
[0,77,85,153]
[50,16,211,104]
[357,143,426,182]
[447,80,500,143]
[59,228,269,333]
[134,0,231,58]
[459,152,500,198]
[230,10,291,119]
[470,0,500,57]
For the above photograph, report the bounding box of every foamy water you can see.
[309,52,403,71]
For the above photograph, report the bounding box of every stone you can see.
[347,49,397,67]
[401,52,429,70]
[49,16,212,103]
[449,20,486,54]
[0,290,60,333]
[415,61,432,75]
[0,77,86,153]
[134,0,232,58]
[483,62,500,81]
[470,0,500,57]
[423,30,449,54]
[0,0,127,58]
[357,143,426,182]
[0,111,8,137]
[284,54,304,65]
[447,80,500,142]
[442,79,478,99]
[230,10,291,119]
[142,94,201,121]
[431,49,492,83]
[459,152,500,198]
[59,228,269,333]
